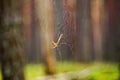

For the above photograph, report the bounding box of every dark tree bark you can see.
[76,0,93,62]
[23,0,33,62]
[116,0,120,79]
[62,0,77,60]
[0,0,25,80]
[104,0,118,61]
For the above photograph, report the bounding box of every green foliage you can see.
[25,62,87,80]
[80,63,119,80]
[24,64,45,80]
[56,62,89,73]
[92,64,118,80]
[0,62,119,80]
[0,72,1,80]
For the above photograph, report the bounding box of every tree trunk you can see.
[104,0,118,61]
[0,0,25,80]
[35,0,56,75]
[76,0,93,62]
[62,0,77,60]
[54,0,64,61]
[23,0,33,62]
[91,0,104,61]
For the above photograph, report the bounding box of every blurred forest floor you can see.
[0,62,118,80]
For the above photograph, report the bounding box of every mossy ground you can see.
[0,62,119,80]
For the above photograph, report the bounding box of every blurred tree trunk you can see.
[54,0,64,61]
[116,0,120,79]
[23,0,32,62]
[23,0,41,63]
[91,0,104,61]
[76,0,93,62]
[104,0,117,61]
[0,0,25,80]
[30,0,41,63]
[62,0,77,60]
[35,0,56,75]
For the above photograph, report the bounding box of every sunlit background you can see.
[0,0,119,80]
